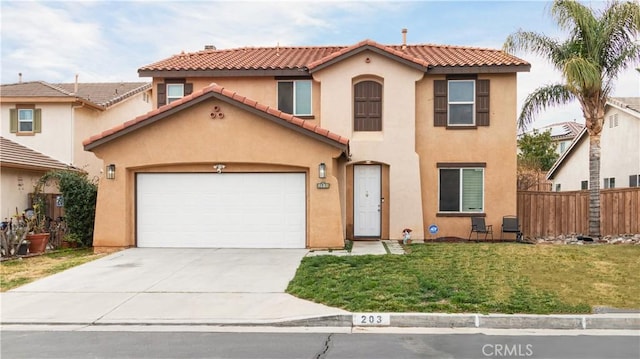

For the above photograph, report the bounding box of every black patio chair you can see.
[469,217,493,242]
[501,215,523,242]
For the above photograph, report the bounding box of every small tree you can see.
[518,130,559,172]
[37,170,98,247]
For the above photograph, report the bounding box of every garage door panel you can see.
[137,173,306,248]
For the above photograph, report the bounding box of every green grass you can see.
[0,249,106,292]
[286,243,640,314]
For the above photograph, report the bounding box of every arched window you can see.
[354,81,382,131]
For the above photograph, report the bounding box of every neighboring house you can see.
[84,39,530,251]
[529,121,584,155]
[0,81,152,179]
[1,81,151,222]
[0,136,75,220]
[547,97,640,191]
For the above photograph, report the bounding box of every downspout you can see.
[71,101,85,167]
[70,74,82,167]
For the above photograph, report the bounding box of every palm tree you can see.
[504,0,640,237]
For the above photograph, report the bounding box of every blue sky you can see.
[1,0,638,130]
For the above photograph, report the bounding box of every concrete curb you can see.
[274,313,640,330]
[3,313,637,330]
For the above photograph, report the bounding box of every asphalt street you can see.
[1,330,639,359]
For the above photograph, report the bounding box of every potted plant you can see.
[24,200,50,254]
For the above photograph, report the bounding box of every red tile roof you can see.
[0,136,78,172]
[139,40,529,74]
[84,83,349,152]
[1,81,151,108]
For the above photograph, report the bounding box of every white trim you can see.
[166,83,184,104]
[447,79,475,126]
[277,80,313,116]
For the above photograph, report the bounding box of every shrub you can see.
[36,170,98,247]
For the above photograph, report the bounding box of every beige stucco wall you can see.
[151,77,322,126]
[144,60,522,241]
[1,102,74,164]
[416,73,519,239]
[89,97,345,250]
[74,91,152,178]
[312,51,426,239]
[601,108,640,185]
[0,167,61,220]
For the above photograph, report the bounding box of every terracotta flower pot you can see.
[27,233,50,254]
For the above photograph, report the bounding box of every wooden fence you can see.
[517,188,640,237]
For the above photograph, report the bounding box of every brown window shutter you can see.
[434,80,447,126]
[34,109,42,133]
[184,83,193,96]
[9,109,18,133]
[157,83,166,107]
[476,79,490,126]
[354,81,382,131]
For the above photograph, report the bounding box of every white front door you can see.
[354,165,381,237]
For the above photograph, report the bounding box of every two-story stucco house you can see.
[547,97,640,191]
[0,81,151,219]
[84,39,530,251]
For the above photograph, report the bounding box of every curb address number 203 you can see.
[352,313,391,326]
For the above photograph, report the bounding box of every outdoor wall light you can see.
[106,164,116,180]
[213,164,226,174]
[318,163,326,179]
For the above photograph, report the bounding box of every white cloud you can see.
[1,1,107,83]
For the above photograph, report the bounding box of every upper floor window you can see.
[434,78,490,128]
[448,80,475,125]
[630,175,639,187]
[9,105,41,135]
[18,109,34,132]
[157,80,193,107]
[439,165,484,213]
[581,180,588,190]
[166,84,184,104]
[354,80,382,131]
[277,80,312,116]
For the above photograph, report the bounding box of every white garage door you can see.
[136,173,306,248]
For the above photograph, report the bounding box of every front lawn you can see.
[0,249,106,292]
[286,243,640,314]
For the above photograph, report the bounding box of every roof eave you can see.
[138,69,310,78]
[427,64,531,74]
[0,161,79,173]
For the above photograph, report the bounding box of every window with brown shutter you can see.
[434,80,448,127]
[433,78,490,128]
[10,105,40,134]
[476,79,490,126]
[157,79,193,108]
[354,81,382,131]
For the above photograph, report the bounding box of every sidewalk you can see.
[306,239,404,257]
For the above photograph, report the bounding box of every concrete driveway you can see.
[0,248,347,325]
